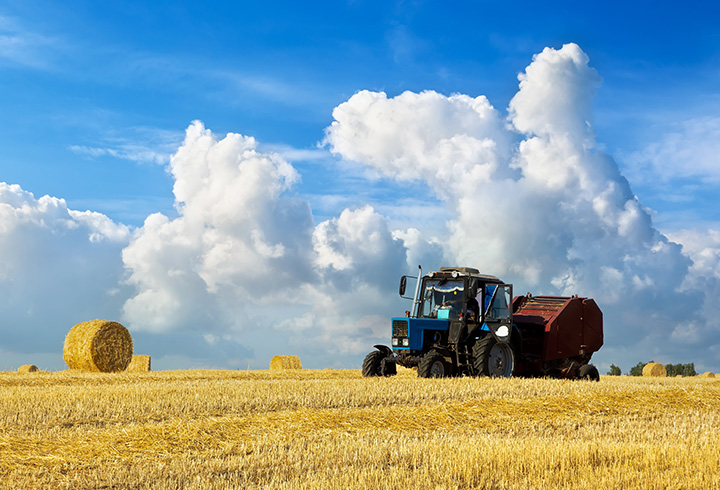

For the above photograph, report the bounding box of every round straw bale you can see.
[642,362,666,377]
[126,355,151,372]
[270,355,302,370]
[698,371,715,378]
[17,364,39,373]
[63,320,133,372]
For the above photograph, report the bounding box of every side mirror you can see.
[399,276,407,296]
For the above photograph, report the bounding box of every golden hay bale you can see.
[270,355,302,370]
[126,355,151,372]
[17,364,39,373]
[698,371,715,378]
[642,362,666,377]
[63,319,133,372]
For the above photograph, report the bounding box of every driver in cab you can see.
[438,292,463,319]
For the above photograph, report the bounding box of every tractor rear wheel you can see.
[578,364,600,381]
[362,351,384,377]
[473,335,515,377]
[417,351,450,378]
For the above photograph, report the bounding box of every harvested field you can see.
[1,370,719,489]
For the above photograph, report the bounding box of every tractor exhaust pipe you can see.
[411,265,422,318]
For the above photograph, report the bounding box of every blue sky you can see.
[1,0,719,373]
[3,0,718,227]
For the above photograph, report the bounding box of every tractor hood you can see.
[390,317,448,351]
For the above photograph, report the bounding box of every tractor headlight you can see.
[402,338,409,347]
[392,338,399,346]
[496,325,509,337]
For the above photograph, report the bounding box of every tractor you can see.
[362,266,603,380]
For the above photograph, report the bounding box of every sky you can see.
[1,0,719,374]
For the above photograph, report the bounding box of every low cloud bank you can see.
[0,183,129,362]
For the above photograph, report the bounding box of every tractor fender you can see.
[373,345,394,356]
[484,322,515,345]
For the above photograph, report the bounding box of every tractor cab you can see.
[420,270,512,326]
[393,267,513,355]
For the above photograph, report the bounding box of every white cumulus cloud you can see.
[324,43,719,370]
[325,89,514,198]
[0,183,130,364]
[121,122,412,364]
[122,121,318,333]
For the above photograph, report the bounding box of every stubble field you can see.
[1,368,719,489]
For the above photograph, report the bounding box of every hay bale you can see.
[63,319,133,372]
[698,371,715,378]
[642,362,666,377]
[17,364,39,373]
[270,355,302,370]
[126,355,151,372]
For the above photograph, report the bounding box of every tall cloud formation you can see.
[326,43,717,369]
[122,122,315,333]
[121,122,408,365]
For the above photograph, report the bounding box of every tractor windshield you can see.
[421,279,464,319]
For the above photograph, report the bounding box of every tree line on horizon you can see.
[606,361,697,377]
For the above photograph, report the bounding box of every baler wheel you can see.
[578,364,600,381]
[362,350,384,377]
[417,351,450,378]
[473,335,515,378]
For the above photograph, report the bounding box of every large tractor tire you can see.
[578,364,600,381]
[417,351,451,378]
[362,351,384,377]
[473,335,515,377]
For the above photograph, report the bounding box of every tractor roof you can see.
[436,267,503,283]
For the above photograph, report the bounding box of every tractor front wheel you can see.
[361,351,384,377]
[417,351,451,378]
[473,335,515,377]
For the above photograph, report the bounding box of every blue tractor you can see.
[362,266,516,378]
[363,266,604,380]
